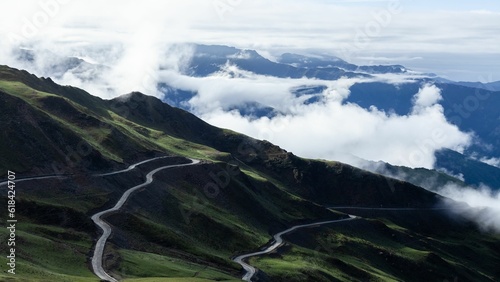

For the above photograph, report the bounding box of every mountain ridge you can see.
[1,65,499,282]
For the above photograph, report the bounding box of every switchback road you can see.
[233,215,358,281]
[90,158,200,282]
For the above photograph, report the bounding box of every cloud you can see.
[1,0,499,84]
[160,67,471,169]
[412,83,442,112]
[440,184,500,233]
[0,1,494,233]
[0,0,481,170]
[479,157,500,168]
[356,56,423,62]
[2,29,473,170]
[360,161,500,233]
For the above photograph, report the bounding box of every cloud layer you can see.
[0,0,497,233]
[165,69,471,169]
[1,0,500,82]
[440,184,500,233]
[0,1,480,169]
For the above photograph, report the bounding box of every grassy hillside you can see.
[252,216,500,281]
[0,66,223,177]
[0,65,499,281]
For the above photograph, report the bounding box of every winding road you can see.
[232,206,456,281]
[0,156,174,186]
[233,215,358,281]
[90,158,200,282]
[0,156,199,281]
[0,157,172,186]
[0,174,68,187]
[1,161,459,282]
[94,156,172,177]
[328,206,449,211]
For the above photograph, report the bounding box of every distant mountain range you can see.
[1,65,499,281]
[185,44,408,79]
[164,44,500,190]
[450,80,500,92]
[9,44,500,190]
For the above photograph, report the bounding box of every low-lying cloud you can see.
[363,163,500,233]
[165,68,471,169]
[0,0,497,236]
[440,184,500,233]
[2,37,474,169]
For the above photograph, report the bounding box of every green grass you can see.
[0,79,230,167]
[240,168,267,182]
[2,70,499,282]
[0,80,58,101]
[131,188,270,256]
[0,223,97,282]
[249,216,500,282]
[0,81,217,162]
[0,80,124,162]
[21,184,110,214]
[125,278,237,282]
[118,250,237,281]
[103,110,222,161]
[249,245,366,282]
[250,239,406,282]
[0,79,220,164]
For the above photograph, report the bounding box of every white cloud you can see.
[1,1,495,234]
[440,184,500,233]
[0,0,482,170]
[479,157,500,168]
[356,56,423,62]
[160,68,471,169]
[359,160,500,233]
[1,0,499,84]
[412,84,442,112]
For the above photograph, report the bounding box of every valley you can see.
[0,65,499,282]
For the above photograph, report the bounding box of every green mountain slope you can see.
[0,65,498,282]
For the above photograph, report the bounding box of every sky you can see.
[0,0,499,82]
[0,0,496,168]
[0,0,499,231]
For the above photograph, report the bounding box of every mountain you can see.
[277,52,407,74]
[183,44,409,80]
[16,45,499,182]
[346,81,500,189]
[157,45,500,190]
[364,160,468,190]
[277,52,356,70]
[1,65,499,281]
[157,44,423,127]
[452,80,500,92]
[436,149,500,189]
[13,48,108,82]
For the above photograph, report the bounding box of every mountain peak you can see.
[115,91,156,102]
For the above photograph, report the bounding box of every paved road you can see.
[0,156,194,281]
[0,156,174,186]
[0,156,173,186]
[328,206,450,211]
[0,175,68,187]
[90,158,200,282]
[233,215,358,281]
[94,156,172,177]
